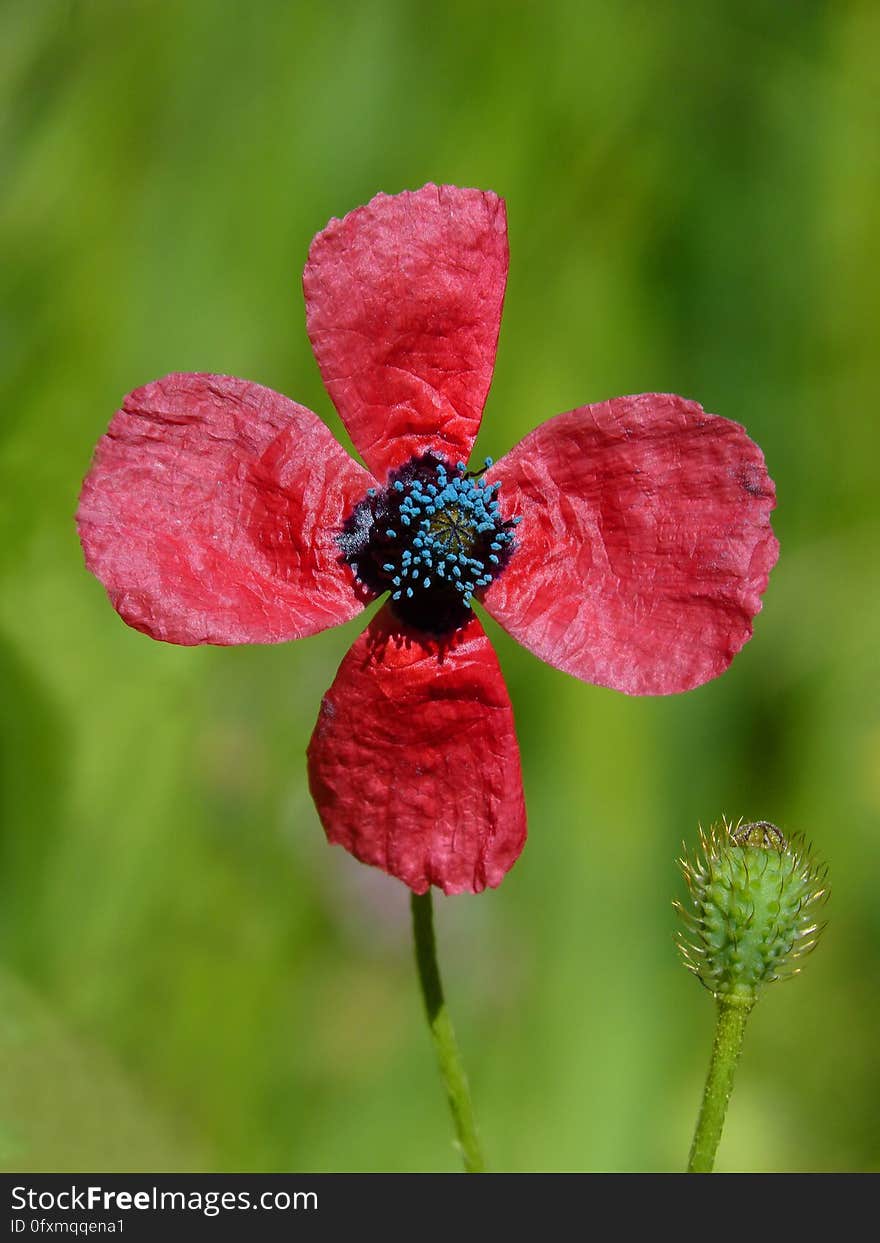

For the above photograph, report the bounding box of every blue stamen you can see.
[340,448,521,634]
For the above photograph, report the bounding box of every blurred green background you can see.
[1,0,878,1173]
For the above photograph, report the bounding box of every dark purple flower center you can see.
[339,451,521,634]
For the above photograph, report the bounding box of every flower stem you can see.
[688,994,754,1172]
[410,890,486,1172]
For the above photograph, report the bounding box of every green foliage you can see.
[1,0,878,1171]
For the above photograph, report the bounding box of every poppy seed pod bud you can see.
[674,819,828,1001]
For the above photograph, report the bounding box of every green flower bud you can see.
[674,819,828,1001]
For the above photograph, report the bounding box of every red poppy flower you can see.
[77,184,778,896]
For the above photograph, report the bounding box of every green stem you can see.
[410,890,486,1172]
[688,994,754,1173]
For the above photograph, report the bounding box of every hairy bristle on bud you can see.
[674,817,828,1000]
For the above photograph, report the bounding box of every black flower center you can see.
[339,451,520,635]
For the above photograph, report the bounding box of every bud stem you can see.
[688,994,754,1173]
[411,891,486,1172]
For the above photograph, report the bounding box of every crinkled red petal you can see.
[77,373,373,645]
[307,606,526,895]
[483,393,779,695]
[304,183,508,479]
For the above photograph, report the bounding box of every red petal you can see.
[483,394,779,695]
[307,607,526,895]
[77,373,373,645]
[304,184,508,479]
